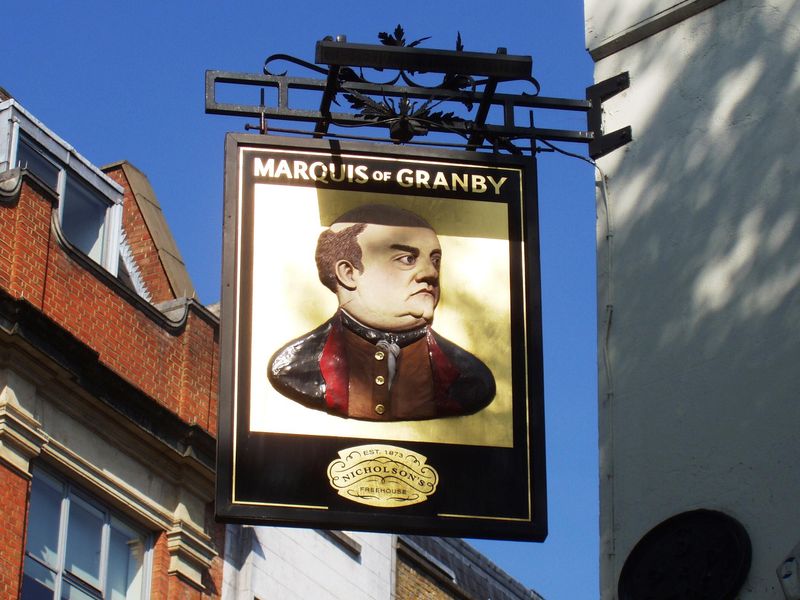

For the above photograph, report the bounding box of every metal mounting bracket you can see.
[586,72,632,159]
[205,32,632,159]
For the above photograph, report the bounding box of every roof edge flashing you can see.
[1,99,124,199]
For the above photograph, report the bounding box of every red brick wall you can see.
[150,527,219,600]
[0,183,52,309]
[149,532,170,600]
[2,177,222,597]
[105,166,176,304]
[1,179,218,433]
[0,464,30,599]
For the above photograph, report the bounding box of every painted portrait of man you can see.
[268,203,496,421]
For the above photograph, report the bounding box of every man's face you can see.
[337,223,441,331]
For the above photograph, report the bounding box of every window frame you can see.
[22,468,153,600]
[10,125,122,276]
[60,170,117,267]
[16,134,63,194]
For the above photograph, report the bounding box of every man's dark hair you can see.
[315,204,434,292]
[316,223,367,292]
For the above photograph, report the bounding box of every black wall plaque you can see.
[619,509,751,600]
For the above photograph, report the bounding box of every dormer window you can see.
[61,172,112,265]
[16,135,60,191]
[2,102,123,276]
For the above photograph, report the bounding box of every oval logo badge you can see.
[327,444,439,508]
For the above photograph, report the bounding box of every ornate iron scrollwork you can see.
[205,26,630,157]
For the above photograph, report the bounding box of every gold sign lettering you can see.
[327,444,439,508]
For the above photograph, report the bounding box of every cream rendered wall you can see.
[586,0,800,597]
[0,365,217,587]
[222,526,394,600]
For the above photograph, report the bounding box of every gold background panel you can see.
[247,184,514,447]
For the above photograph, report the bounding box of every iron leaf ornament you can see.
[257,26,542,147]
[340,27,476,141]
[209,26,626,155]
[377,25,431,49]
[343,90,467,143]
[441,32,475,96]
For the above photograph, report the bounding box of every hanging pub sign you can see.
[216,133,546,541]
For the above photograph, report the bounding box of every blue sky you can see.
[1,2,597,598]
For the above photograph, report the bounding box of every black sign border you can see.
[217,134,546,541]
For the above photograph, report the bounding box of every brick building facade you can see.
[396,536,544,600]
[1,95,219,599]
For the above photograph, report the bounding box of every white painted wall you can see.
[585,0,726,59]
[586,0,800,597]
[223,526,394,600]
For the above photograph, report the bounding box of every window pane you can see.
[107,518,146,600]
[62,175,107,263]
[17,137,60,191]
[64,495,103,589]
[21,556,56,600]
[24,471,150,600]
[60,580,100,600]
[26,475,63,569]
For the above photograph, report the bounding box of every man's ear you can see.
[334,260,358,290]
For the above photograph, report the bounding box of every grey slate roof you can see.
[399,535,545,600]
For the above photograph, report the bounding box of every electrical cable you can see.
[539,138,616,562]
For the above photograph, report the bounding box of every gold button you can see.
[375,375,385,386]
[374,351,385,361]
[374,404,386,415]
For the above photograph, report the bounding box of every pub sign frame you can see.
[216,133,546,541]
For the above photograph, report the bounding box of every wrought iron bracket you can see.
[205,34,631,158]
[587,72,632,159]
